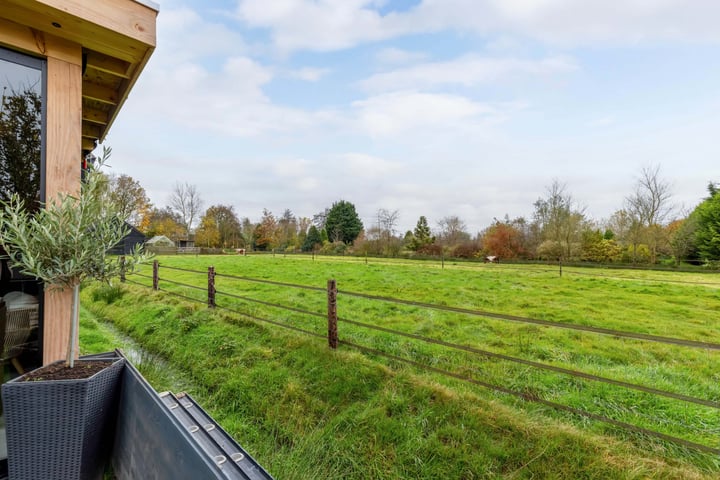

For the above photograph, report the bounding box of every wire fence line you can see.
[338,289,720,351]
[338,340,720,456]
[120,259,720,455]
[335,316,718,409]
[239,250,720,288]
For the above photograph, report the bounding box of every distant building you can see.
[109,223,146,255]
[146,235,176,247]
[177,238,195,248]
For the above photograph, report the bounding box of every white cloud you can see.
[289,67,331,81]
[360,54,577,92]
[235,0,720,53]
[272,158,313,177]
[341,153,402,178]
[128,53,329,137]
[351,91,506,137]
[236,0,405,52]
[375,47,428,65]
[154,7,248,66]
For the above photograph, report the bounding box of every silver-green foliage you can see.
[0,146,149,367]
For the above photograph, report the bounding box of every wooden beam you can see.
[36,0,156,46]
[82,83,119,105]
[1,1,155,64]
[85,51,131,79]
[0,17,80,65]
[44,54,82,365]
[100,43,155,143]
[82,137,97,152]
[82,107,109,126]
[81,123,102,140]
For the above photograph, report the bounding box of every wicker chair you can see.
[0,302,38,374]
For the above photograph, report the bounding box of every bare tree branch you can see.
[169,181,203,238]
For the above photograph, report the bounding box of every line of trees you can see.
[102,165,720,265]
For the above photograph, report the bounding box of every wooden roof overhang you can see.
[0,0,158,154]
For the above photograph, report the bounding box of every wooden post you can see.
[365,252,368,265]
[208,266,216,308]
[327,279,338,349]
[152,260,159,290]
[119,256,126,283]
[441,252,445,269]
[559,258,563,277]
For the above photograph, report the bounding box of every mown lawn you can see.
[83,254,720,477]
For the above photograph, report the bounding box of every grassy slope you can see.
[81,281,717,479]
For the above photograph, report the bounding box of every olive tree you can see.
[0,147,149,368]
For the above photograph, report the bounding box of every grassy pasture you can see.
[103,254,719,476]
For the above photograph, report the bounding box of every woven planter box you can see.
[1,357,125,480]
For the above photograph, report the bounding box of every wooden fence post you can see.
[208,266,216,308]
[152,260,159,290]
[119,256,126,283]
[327,279,338,349]
[559,258,563,277]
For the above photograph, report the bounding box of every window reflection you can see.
[1,52,42,213]
[0,47,44,468]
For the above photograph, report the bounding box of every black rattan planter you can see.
[1,356,125,480]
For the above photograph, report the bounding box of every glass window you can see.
[0,45,45,470]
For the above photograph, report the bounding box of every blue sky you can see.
[104,0,720,234]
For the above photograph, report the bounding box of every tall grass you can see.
[81,255,720,477]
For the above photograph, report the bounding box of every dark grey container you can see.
[1,357,125,480]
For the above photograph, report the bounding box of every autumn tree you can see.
[604,210,633,246]
[533,180,585,260]
[142,206,185,241]
[169,181,203,238]
[296,216,312,250]
[253,209,277,251]
[195,204,242,248]
[194,215,220,247]
[277,208,298,249]
[667,216,698,265]
[481,218,525,259]
[325,200,363,244]
[580,228,622,263]
[105,173,151,227]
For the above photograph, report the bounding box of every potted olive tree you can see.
[0,147,149,480]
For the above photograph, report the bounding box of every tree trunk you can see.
[66,283,80,368]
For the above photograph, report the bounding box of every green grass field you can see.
[81,254,719,478]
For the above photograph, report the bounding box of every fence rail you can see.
[120,259,720,456]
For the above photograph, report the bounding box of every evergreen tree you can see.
[693,183,720,261]
[302,225,322,251]
[325,200,363,244]
[410,216,434,250]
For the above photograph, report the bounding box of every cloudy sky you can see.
[103,0,720,234]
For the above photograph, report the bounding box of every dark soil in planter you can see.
[20,360,115,381]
